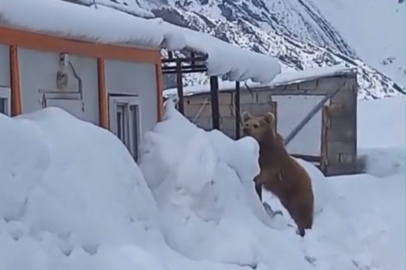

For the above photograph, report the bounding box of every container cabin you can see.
[0,0,281,161]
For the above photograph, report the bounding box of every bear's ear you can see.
[241,111,251,124]
[264,112,275,125]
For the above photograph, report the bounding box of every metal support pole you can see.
[284,85,343,146]
[210,76,220,130]
[175,59,184,114]
[235,81,241,138]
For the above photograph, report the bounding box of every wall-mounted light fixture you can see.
[56,52,69,89]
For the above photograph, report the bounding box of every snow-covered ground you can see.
[0,96,404,270]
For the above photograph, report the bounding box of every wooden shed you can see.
[164,66,358,176]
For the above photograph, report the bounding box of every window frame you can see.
[108,95,142,160]
[0,86,11,116]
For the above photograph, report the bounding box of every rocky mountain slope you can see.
[68,0,405,99]
[308,0,405,87]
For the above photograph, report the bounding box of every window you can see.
[116,105,126,144]
[129,105,140,159]
[0,98,6,114]
[0,87,11,116]
[116,108,123,140]
[109,95,141,161]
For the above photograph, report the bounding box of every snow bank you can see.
[0,0,281,84]
[326,96,405,270]
[140,100,288,266]
[0,95,403,270]
[326,172,405,270]
[357,96,405,149]
[0,106,262,270]
[139,99,377,269]
[357,96,405,177]
[0,103,326,270]
[0,107,170,269]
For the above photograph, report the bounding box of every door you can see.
[109,95,141,161]
[0,86,11,116]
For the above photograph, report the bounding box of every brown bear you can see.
[241,111,314,237]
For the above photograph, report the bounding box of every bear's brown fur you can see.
[241,111,314,237]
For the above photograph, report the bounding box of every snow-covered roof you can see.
[0,0,281,84]
[163,64,356,97]
[160,22,281,83]
[0,0,186,51]
[269,64,355,86]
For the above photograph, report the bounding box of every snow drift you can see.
[138,99,400,270]
[0,104,316,270]
[0,108,168,269]
[139,100,315,268]
[0,96,404,270]
[357,96,405,178]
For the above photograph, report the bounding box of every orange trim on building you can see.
[0,25,165,125]
[9,45,22,116]
[97,58,109,128]
[155,62,164,121]
[0,26,161,63]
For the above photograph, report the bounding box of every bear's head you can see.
[241,111,276,143]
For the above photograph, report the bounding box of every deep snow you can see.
[0,96,404,270]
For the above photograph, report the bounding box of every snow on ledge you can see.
[0,0,281,84]
[163,64,356,98]
[0,0,186,50]
[161,22,281,83]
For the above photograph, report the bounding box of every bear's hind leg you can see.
[290,201,313,237]
[297,227,306,237]
[278,198,306,237]
[255,183,262,201]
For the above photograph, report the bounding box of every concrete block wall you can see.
[181,73,358,176]
[184,89,275,138]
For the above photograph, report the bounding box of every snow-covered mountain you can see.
[309,0,405,88]
[68,0,405,99]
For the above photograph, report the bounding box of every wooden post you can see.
[97,58,109,128]
[269,101,278,132]
[210,76,220,130]
[320,105,329,174]
[235,81,241,138]
[9,45,22,116]
[155,62,164,121]
[175,59,184,114]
